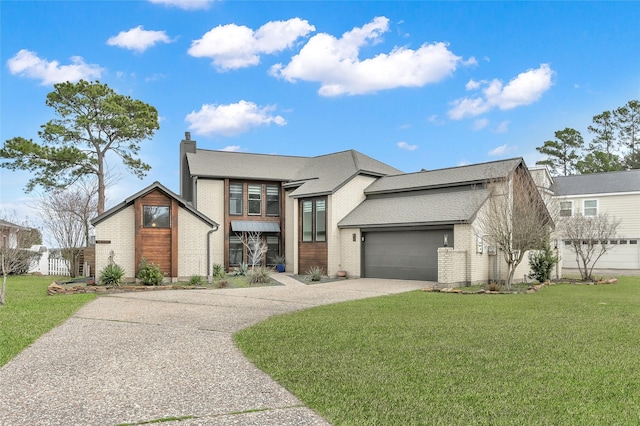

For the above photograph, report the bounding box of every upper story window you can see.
[301,198,326,242]
[229,183,243,215]
[143,205,170,228]
[559,201,573,217]
[266,185,280,216]
[584,200,598,216]
[248,184,262,215]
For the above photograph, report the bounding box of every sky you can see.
[1,0,639,237]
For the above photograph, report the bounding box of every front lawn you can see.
[0,275,96,367]
[235,277,640,425]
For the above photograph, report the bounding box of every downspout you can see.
[207,224,220,283]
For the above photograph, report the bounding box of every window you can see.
[630,240,638,245]
[584,200,598,216]
[559,201,573,217]
[620,240,628,245]
[229,235,243,265]
[248,184,262,215]
[301,198,327,243]
[266,235,280,265]
[229,183,243,215]
[266,185,280,216]
[143,205,170,228]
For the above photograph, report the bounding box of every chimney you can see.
[185,131,191,140]
[180,131,197,203]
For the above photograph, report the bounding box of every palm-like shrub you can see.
[99,264,125,287]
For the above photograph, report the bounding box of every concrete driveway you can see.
[0,275,429,425]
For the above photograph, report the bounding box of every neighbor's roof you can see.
[0,219,28,230]
[186,149,403,198]
[338,189,491,228]
[552,169,640,196]
[91,181,219,228]
[364,158,523,194]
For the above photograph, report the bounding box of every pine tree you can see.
[535,128,583,176]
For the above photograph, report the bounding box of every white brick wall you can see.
[339,228,361,277]
[438,247,468,285]
[177,209,217,279]
[94,205,136,282]
[196,179,225,266]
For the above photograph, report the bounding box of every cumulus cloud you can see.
[397,141,418,151]
[495,120,510,133]
[148,0,214,10]
[6,49,103,85]
[270,16,466,96]
[448,64,554,120]
[472,118,489,131]
[488,144,516,157]
[185,100,286,136]
[107,26,172,52]
[188,18,315,70]
[221,145,241,152]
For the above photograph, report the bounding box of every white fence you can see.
[48,258,71,276]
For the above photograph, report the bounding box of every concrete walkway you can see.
[0,275,430,425]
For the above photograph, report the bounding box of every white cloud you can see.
[148,0,214,10]
[495,120,510,133]
[488,144,516,157]
[221,145,241,152]
[7,49,103,85]
[107,26,172,52]
[397,141,418,151]
[185,100,286,136]
[427,114,445,126]
[448,64,554,120]
[472,118,489,131]
[188,18,315,70]
[271,16,466,96]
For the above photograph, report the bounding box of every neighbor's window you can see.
[229,183,243,215]
[266,185,280,216]
[301,198,327,243]
[584,200,598,216]
[229,235,243,265]
[248,184,262,215]
[143,205,170,228]
[559,201,573,217]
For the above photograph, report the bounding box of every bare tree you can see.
[559,213,620,281]
[0,215,40,305]
[33,179,98,277]
[236,231,268,268]
[476,167,556,290]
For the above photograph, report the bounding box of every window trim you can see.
[248,184,262,216]
[559,200,573,217]
[266,185,280,217]
[142,205,171,228]
[301,197,327,243]
[229,182,244,216]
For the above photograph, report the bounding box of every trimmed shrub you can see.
[529,241,559,283]
[137,259,164,286]
[247,266,271,285]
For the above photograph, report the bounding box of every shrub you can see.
[137,259,164,286]
[247,266,271,285]
[188,275,205,286]
[99,264,125,287]
[217,279,229,288]
[233,262,248,276]
[212,264,225,279]
[306,266,324,282]
[528,241,559,283]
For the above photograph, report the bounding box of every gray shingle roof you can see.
[552,169,640,196]
[338,189,491,228]
[364,158,522,194]
[187,149,403,198]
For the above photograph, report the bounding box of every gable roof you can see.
[91,181,219,228]
[186,148,403,198]
[364,158,523,194]
[338,189,491,228]
[552,169,640,196]
[0,219,28,230]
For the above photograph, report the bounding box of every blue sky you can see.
[1,0,639,228]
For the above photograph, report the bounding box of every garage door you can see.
[362,229,452,281]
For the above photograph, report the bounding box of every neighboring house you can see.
[0,219,25,249]
[91,132,551,284]
[552,169,640,271]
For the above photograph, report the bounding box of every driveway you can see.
[0,275,429,425]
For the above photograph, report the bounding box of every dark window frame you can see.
[248,184,262,216]
[229,183,244,216]
[301,197,327,243]
[143,205,171,228]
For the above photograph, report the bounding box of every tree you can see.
[32,180,98,277]
[559,213,620,281]
[576,151,624,174]
[613,100,639,169]
[0,215,40,305]
[581,111,624,173]
[0,80,159,214]
[476,167,556,290]
[536,128,583,176]
[236,231,268,268]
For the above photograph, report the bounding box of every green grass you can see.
[235,277,640,425]
[0,275,96,367]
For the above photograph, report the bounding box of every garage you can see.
[362,229,452,281]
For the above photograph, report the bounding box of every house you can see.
[91,132,552,285]
[552,169,640,271]
[0,219,25,249]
